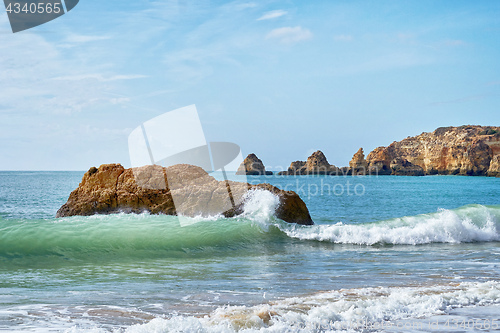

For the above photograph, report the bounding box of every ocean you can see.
[0,171,499,332]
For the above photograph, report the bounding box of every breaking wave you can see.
[1,189,499,260]
[64,280,500,332]
[282,204,500,245]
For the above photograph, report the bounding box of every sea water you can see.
[0,172,499,332]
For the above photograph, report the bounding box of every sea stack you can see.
[236,153,273,175]
[57,163,313,225]
[349,148,368,175]
[279,151,339,175]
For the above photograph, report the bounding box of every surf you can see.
[282,204,500,245]
[1,194,499,260]
[61,280,500,333]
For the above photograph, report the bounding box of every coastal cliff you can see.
[273,125,499,177]
[57,164,313,225]
[366,125,500,176]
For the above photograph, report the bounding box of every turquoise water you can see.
[0,172,499,332]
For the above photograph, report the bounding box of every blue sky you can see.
[1,0,500,170]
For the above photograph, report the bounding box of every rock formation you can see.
[349,148,368,175]
[366,125,500,176]
[279,151,339,175]
[488,155,500,177]
[303,151,340,175]
[274,125,499,177]
[277,161,305,175]
[390,158,425,176]
[236,153,273,175]
[57,163,313,225]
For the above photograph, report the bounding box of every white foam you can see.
[97,280,500,333]
[283,205,500,245]
[240,190,280,228]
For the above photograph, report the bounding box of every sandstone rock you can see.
[488,155,500,177]
[390,157,425,176]
[349,148,368,175]
[57,164,313,225]
[236,153,273,175]
[279,161,306,175]
[366,125,500,176]
[366,147,393,175]
[304,151,339,175]
[280,151,339,175]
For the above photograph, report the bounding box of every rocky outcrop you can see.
[277,161,305,175]
[488,155,500,177]
[349,148,368,175]
[236,153,273,175]
[279,151,339,175]
[366,125,500,176]
[57,163,313,225]
[365,147,393,175]
[390,158,425,176]
[304,151,340,175]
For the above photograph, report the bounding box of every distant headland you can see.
[237,125,500,177]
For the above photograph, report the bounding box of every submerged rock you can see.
[57,164,313,225]
[236,153,273,175]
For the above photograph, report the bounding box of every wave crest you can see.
[282,204,500,245]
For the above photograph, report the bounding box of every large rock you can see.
[488,155,500,177]
[390,157,425,176]
[365,146,393,175]
[366,125,500,176]
[236,153,273,175]
[349,148,368,175]
[279,151,339,175]
[303,151,339,175]
[278,161,305,175]
[57,164,313,225]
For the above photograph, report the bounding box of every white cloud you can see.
[52,74,148,82]
[257,10,287,21]
[65,34,112,43]
[266,26,312,44]
[0,32,142,115]
[232,2,257,11]
[334,34,353,42]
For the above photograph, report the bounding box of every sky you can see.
[1,0,500,171]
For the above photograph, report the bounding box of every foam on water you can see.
[240,189,280,230]
[1,201,500,260]
[62,280,500,332]
[282,204,500,245]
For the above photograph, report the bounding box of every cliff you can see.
[57,164,313,225]
[275,125,500,177]
[366,125,500,176]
